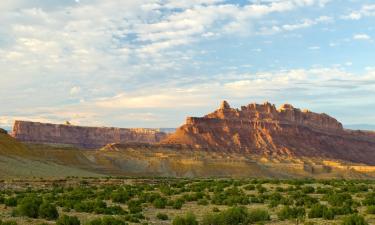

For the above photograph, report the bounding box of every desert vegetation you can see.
[0,178,374,224]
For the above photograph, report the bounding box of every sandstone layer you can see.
[162,101,375,165]
[12,121,167,149]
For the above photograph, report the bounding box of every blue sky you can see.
[1,0,375,129]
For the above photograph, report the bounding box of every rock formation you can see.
[12,121,167,149]
[0,128,7,135]
[162,101,375,165]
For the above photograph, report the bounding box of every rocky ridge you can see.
[162,101,375,165]
[12,121,167,149]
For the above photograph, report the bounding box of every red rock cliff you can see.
[162,101,375,165]
[12,121,167,149]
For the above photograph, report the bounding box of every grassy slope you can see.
[0,134,101,178]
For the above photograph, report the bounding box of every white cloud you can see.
[353,33,371,41]
[343,4,375,20]
[258,15,333,35]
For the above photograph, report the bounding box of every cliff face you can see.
[12,121,167,149]
[162,101,375,165]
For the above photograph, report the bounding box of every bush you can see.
[322,208,335,220]
[156,213,169,220]
[341,214,368,225]
[15,196,42,218]
[366,205,375,214]
[201,207,270,225]
[127,201,142,214]
[56,215,81,225]
[278,206,305,220]
[38,202,59,220]
[308,204,326,218]
[173,212,198,225]
[87,216,126,225]
[4,197,17,207]
[173,199,184,209]
[153,198,167,209]
[247,208,271,223]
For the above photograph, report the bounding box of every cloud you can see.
[343,4,375,20]
[353,33,371,41]
[258,15,333,35]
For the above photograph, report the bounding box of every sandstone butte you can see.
[161,101,375,165]
[11,120,167,149]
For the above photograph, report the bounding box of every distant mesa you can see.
[161,101,375,165]
[11,120,168,149]
[0,128,8,135]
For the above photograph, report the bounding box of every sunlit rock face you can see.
[12,121,167,149]
[162,101,375,165]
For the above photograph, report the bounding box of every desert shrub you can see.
[38,202,59,220]
[127,200,142,214]
[111,190,132,203]
[325,193,353,207]
[247,208,270,223]
[366,205,375,214]
[87,216,126,225]
[152,197,167,209]
[322,208,335,220]
[302,186,315,194]
[15,195,42,218]
[172,212,198,225]
[341,214,368,225]
[362,193,375,205]
[332,205,356,215]
[277,206,305,220]
[201,206,270,225]
[172,199,184,209]
[4,197,17,207]
[156,213,169,220]
[308,204,327,218]
[56,215,81,225]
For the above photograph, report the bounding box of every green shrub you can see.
[322,208,335,220]
[366,205,375,214]
[56,215,81,225]
[127,200,142,214]
[173,212,198,225]
[153,198,167,209]
[308,204,326,218]
[15,196,42,218]
[38,202,59,220]
[4,197,17,207]
[87,216,126,225]
[156,213,169,220]
[201,206,270,225]
[277,206,305,220]
[173,199,184,209]
[247,208,271,223]
[341,214,368,225]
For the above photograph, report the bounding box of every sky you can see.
[1,0,375,129]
